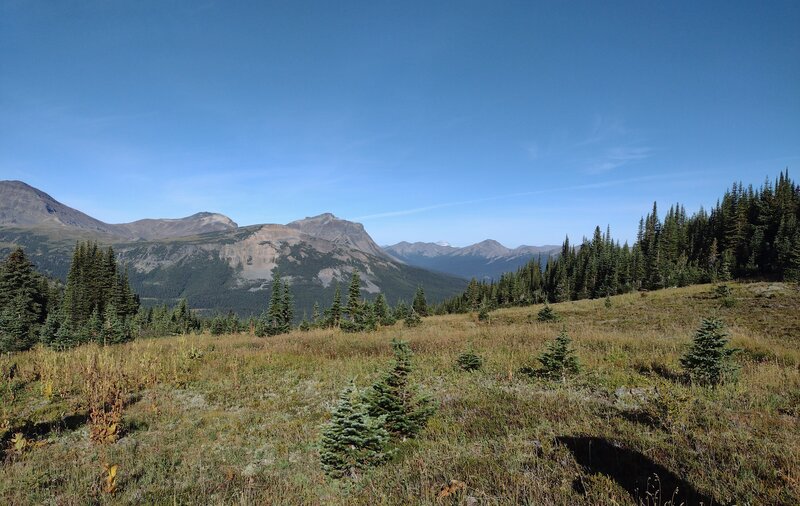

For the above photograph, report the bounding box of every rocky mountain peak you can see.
[457,239,511,258]
[0,179,116,233]
[115,212,238,240]
[287,213,384,258]
[0,180,239,240]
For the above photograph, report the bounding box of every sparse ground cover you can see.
[1,282,798,505]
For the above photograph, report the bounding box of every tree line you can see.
[204,270,429,336]
[439,171,800,313]
[0,241,199,352]
[304,271,428,333]
[0,240,433,351]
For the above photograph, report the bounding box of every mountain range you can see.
[0,180,238,241]
[0,181,466,315]
[384,240,559,280]
[0,180,555,315]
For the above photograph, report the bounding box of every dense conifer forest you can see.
[0,242,201,352]
[439,171,800,313]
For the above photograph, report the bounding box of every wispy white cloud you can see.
[524,115,653,175]
[584,145,653,174]
[356,172,687,221]
[575,115,630,147]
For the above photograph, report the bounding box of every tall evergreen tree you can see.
[0,248,46,352]
[329,284,342,328]
[281,281,294,332]
[312,302,321,327]
[266,272,285,336]
[373,293,393,326]
[412,286,428,317]
[346,271,362,320]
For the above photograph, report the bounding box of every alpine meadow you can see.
[2,2,799,505]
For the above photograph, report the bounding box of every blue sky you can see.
[1,1,798,247]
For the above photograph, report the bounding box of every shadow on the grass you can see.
[557,435,721,505]
[2,412,89,448]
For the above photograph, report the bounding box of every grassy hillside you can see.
[1,282,798,504]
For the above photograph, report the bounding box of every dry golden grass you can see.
[0,281,798,504]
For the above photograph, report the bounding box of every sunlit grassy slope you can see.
[1,282,798,505]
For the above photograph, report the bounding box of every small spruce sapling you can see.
[364,339,435,439]
[713,284,732,298]
[524,329,580,380]
[86,306,103,344]
[456,349,483,372]
[52,315,78,350]
[298,312,311,331]
[680,317,739,386]
[713,284,736,308]
[404,307,422,328]
[477,301,490,322]
[319,381,390,478]
[537,304,559,322]
[38,312,60,347]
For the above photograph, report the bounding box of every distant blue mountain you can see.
[384,240,560,281]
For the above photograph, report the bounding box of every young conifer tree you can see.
[51,314,78,350]
[39,311,61,348]
[346,271,362,321]
[0,248,46,352]
[329,284,342,328]
[298,311,311,331]
[319,382,390,479]
[103,304,128,344]
[266,272,284,336]
[209,314,226,336]
[312,302,321,327]
[87,305,103,344]
[373,293,391,325]
[537,304,559,322]
[363,339,435,439]
[535,329,580,380]
[404,307,422,328]
[393,300,409,320]
[412,287,428,317]
[477,300,491,322]
[456,349,483,372]
[361,300,378,332]
[680,317,738,386]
